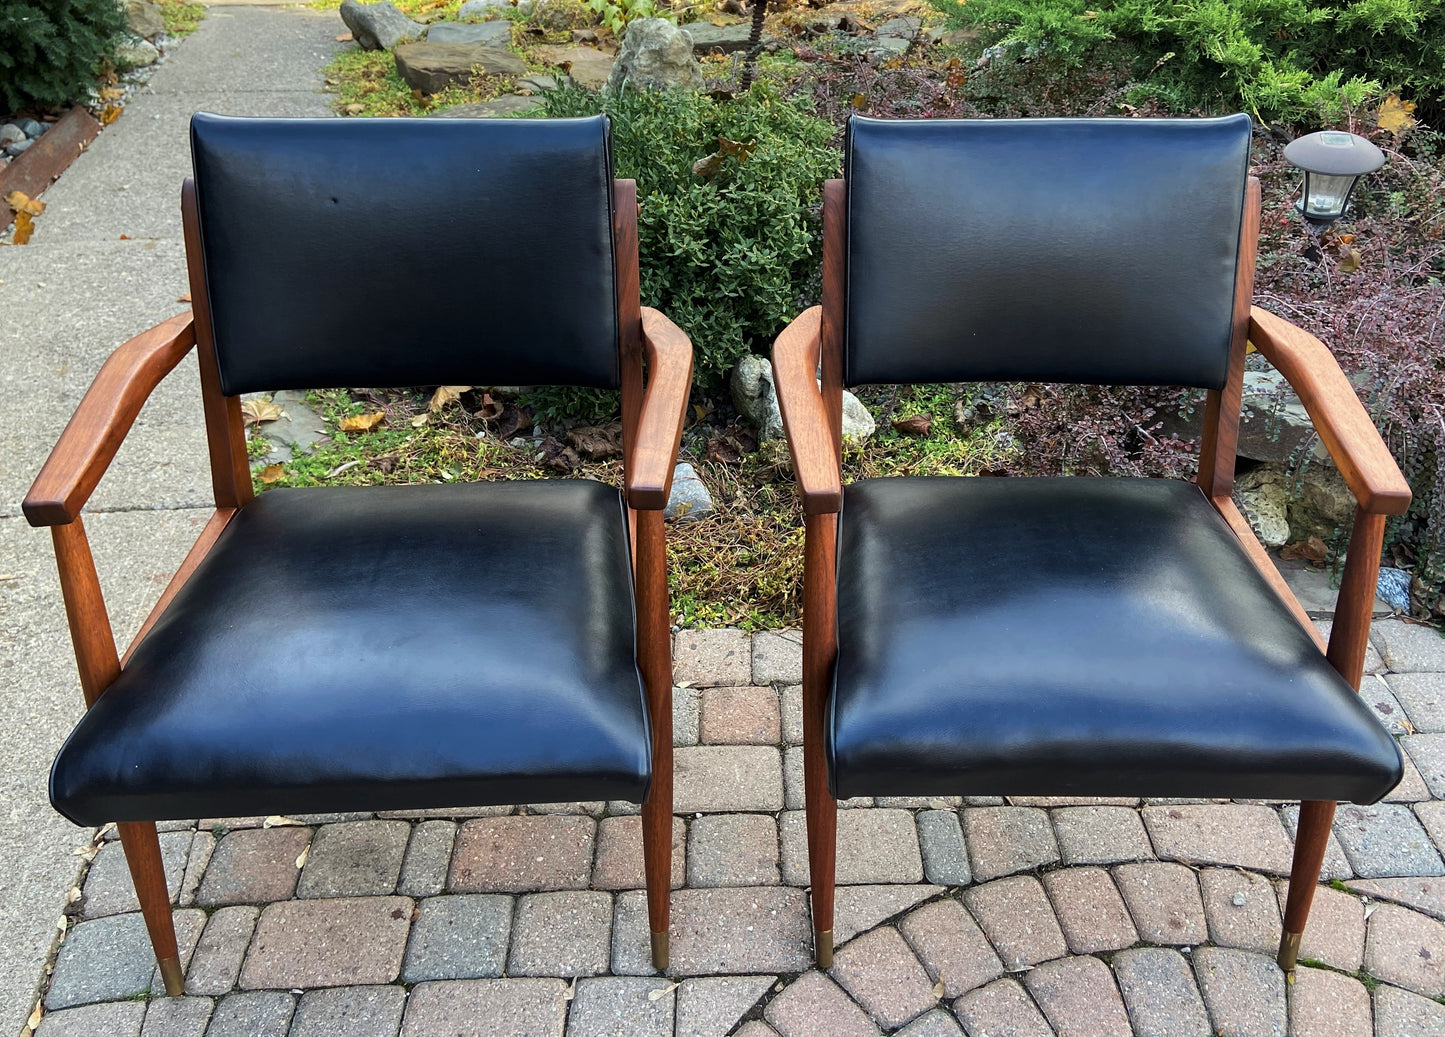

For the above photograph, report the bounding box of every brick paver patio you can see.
[27,610,1445,1036]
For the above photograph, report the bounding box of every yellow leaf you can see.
[101,86,124,101]
[11,211,34,245]
[1339,243,1362,274]
[693,403,708,422]
[99,104,122,126]
[263,815,303,828]
[241,397,283,425]
[647,981,680,1000]
[410,412,431,427]
[295,845,310,869]
[1376,94,1416,136]
[339,410,385,432]
[259,463,285,484]
[5,191,44,217]
[851,92,867,108]
[933,978,945,998]
[25,1003,41,1032]
[428,384,472,412]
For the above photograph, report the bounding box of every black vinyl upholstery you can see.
[190,113,619,395]
[844,114,1252,389]
[830,477,1403,804]
[51,482,650,825]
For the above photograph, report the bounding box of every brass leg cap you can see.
[815,929,834,969]
[650,930,669,972]
[1277,931,1303,973]
[158,954,184,996]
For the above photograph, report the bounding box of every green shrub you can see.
[926,0,1444,124]
[0,0,127,112]
[537,84,839,391]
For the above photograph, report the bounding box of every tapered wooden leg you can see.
[116,821,182,995]
[634,508,672,970]
[1279,800,1336,972]
[803,513,839,967]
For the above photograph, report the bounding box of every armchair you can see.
[25,113,692,990]
[774,115,1409,974]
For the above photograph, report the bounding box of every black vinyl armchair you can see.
[773,114,1409,972]
[24,114,692,990]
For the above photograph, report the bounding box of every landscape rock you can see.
[17,118,45,138]
[731,355,874,444]
[3,140,32,158]
[459,0,512,14]
[517,73,561,92]
[876,16,922,39]
[125,0,166,40]
[0,125,24,146]
[433,95,544,117]
[683,22,755,54]
[114,36,160,69]
[340,0,424,51]
[394,41,526,93]
[665,463,714,522]
[1233,467,1291,548]
[604,17,704,94]
[427,20,512,46]
[534,46,615,90]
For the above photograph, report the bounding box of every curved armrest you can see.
[773,307,842,514]
[1248,307,1410,516]
[24,312,197,527]
[627,307,693,511]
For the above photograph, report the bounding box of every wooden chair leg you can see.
[1279,799,1337,972]
[803,513,839,967]
[116,821,182,995]
[634,508,672,970]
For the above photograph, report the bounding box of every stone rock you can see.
[731,355,874,444]
[17,118,44,138]
[0,124,24,146]
[4,139,32,158]
[666,462,713,522]
[517,73,560,92]
[340,0,424,51]
[534,45,615,91]
[114,36,160,69]
[604,17,704,94]
[875,16,922,39]
[432,95,544,117]
[683,22,755,54]
[394,41,526,93]
[1379,567,1412,611]
[1234,467,1291,549]
[1288,461,1355,538]
[459,0,512,14]
[126,0,166,39]
[427,20,512,45]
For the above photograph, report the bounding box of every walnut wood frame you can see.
[23,178,691,988]
[773,176,1412,971]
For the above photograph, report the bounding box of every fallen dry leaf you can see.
[26,1004,41,1032]
[101,86,124,101]
[338,410,385,432]
[263,815,303,828]
[1376,93,1417,136]
[648,981,681,1000]
[342,103,365,116]
[119,234,131,240]
[428,384,472,412]
[706,436,741,464]
[892,414,933,436]
[1280,536,1329,564]
[326,459,362,479]
[99,104,122,126]
[410,412,431,428]
[932,978,946,998]
[1338,243,1362,274]
[567,421,622,460]
[295,845,309,869]
[11,211,35,245]
[241,397,283,425]
[5,191,45,217]
[259,463,285,484]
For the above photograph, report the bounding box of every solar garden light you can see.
[1283,130,1385,224]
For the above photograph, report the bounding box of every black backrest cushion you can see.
[190,113,619,394]
[844,114,1252,389]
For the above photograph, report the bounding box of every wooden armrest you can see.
[1248,306,1411,516]
[23,312,197,527]
[627,307,693,510]
[773,307,842,514]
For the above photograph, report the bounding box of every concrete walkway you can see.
[0,6,342,1029]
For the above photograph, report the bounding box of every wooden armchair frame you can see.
[773,177,1412,971]
[24,179,692,988]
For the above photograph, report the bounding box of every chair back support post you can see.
[820,179,847,464]
[615,179,644,486]
[181,178,253,512]
[51,518,121,708]
[1327,506,1387,689]
[1197,176,1262,498]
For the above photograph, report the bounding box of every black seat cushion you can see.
[51,481,650,825]
[831,477,1402,804]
